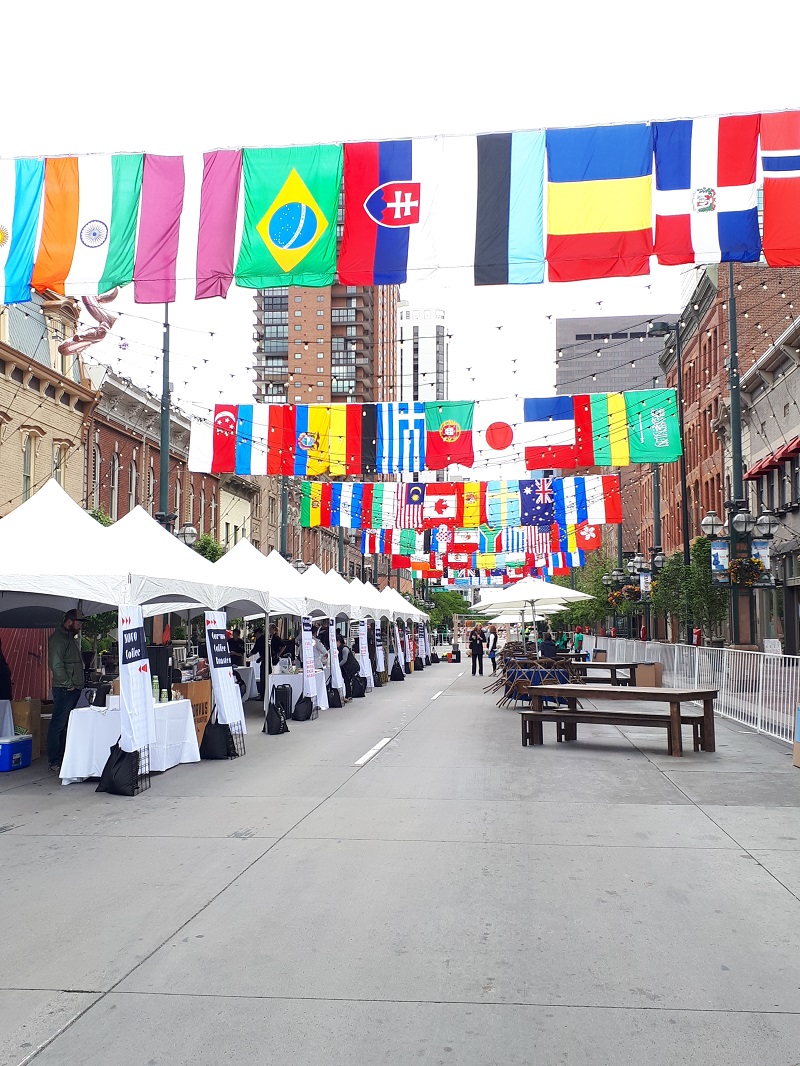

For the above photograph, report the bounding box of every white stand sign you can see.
[328,618,344,693]
[301,616,317,697]
[393,622,403,672]
[118,604,154,752]
[358,618,374,690]
[205,611,246,732]
[374,624,386,673]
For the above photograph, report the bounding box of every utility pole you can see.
[728,262,744,645]
[159,304,170,521]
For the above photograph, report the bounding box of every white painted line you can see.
[457,671,464,678]
[354,738,392,767]
[430,690,444,700]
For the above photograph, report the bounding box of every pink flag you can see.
[134,155,185,303]
[196,150,242,299]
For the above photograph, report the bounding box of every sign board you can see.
[711,540,730,585]
[374,624,386,673]
[358,618,374,688]
[174,679,212,745]
[118,605,154,752]
[328,618,344,692]
[205,611,246,731]
[764,638,783,657]
[300,616,316,697]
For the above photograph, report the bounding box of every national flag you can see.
[210,404,238,473]
[486,480,521,527]
[520,477,554,526]
[546,123,653,282]
[479,526,502,552]
[235,145,343,288]
[0,159,44,304]
[300,482,331,527]
[133,155,185,303]
[423,483,458,527]
[361,529,385,554]
[392,528,424,555]
[653,115,761,265]
[521,397,584,469]
[376,402,426,472]
[396,482,425,528]
[196,149,242,300]
[360,483,375,529]
[267,404,296,476]
[624,389,682,462]
[331,483,358,528]
[371,483,398,528]
[425,401,474,469]
[582,393,630,466]
[574,522,602,550]
[451,528,480,552]
[761,111,800,267]
[554,476,622,526]
[293,405,330,477]
[392,555,412,568]
[330,404,366,476]
[431,524,454,555]
[456,481,486,527]
[30,154,143,297]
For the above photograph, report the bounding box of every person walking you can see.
[468,622,487,677]
[486,624,499,675]
[47,609,85,771]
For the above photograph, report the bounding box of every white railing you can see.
[582,634,798,745]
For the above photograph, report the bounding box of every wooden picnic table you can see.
[572,661,642,685]
[520,684,718,757]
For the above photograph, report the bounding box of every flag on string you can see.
[210,405,238,473]
[293,405,331,476]
[300,482,331,527]
[487,480,521,527]
[331,483,360,528]
[196,149,242,300]
[425,401,475,469]
[761,111,800,267]
[653,115,761,265]
[623,389,682,462]
[266,404,296,476]
[546,123,653,282]
[456,482,486,527]
[423,483,458,526]
[451,528,480,551]
[31,154,143,298]
[396,483,425,528]
[479,527,502,552]
[520,477,554,526]
[573,522,603,550]
[0,158,44,304]
[554,475,622,526]
[235,145,342,288]
[371,483,398,528]
[361,530,385,554]
[133,155,185,303]
[521,397,585,469]
[359,483,375,529]
[431,525,454,555]
[376,402,426,472]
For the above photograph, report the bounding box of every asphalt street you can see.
[3,662,800,1064]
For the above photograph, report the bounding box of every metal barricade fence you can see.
[581,636,798,745]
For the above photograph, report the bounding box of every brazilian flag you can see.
[235,145,343,288]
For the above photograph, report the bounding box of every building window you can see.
[317,295,325,301]
[188,480,194,524]
[316,324,324,331]
[225,521,231,546]
[233,525,239,544]
[147,464,155,515]
[317,352,324,359]
[268,496,277,523]
[175,478,182,521]
[294,324,302,331]
[110,453,120,520]
[52,443,67,488]
[294,295,302,302]
[294,310,302,317]
[92,444,101,509]
[200,488,206,532]
[21,434,34,502]
[128,460,138,512]
[210,492,217,537]
[317,310,324,316]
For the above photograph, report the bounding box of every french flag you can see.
[653,115,761,265]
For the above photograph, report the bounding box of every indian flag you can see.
[31,154,143,297]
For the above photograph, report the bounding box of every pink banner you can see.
[196,150,241,300]
[134,155,185,304]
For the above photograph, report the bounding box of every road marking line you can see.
[457,671,464,678]
[431,690,444,700]
[354,738,392,767]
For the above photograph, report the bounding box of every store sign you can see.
[118,604,154,752]
[205,611,246,730]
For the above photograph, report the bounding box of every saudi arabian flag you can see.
[235,145,343,288]
[624,389,683,462]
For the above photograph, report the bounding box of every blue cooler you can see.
[0,735,33,772]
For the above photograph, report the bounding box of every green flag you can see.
[235,145,343,288]
[624,389,683,462]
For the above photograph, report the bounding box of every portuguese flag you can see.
[425,401,474,469]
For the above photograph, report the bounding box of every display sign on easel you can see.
[375,624,386,673]
[205,611,246,732]
[118,604,154,753]
[328,617,344,692]
[358,618,374,689]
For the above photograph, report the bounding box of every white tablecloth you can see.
[268,669,328,712]
[235,666,259,700]
[0,699,14,738]
[60,698,200,784]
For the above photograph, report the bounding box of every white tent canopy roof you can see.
[298,564,352,618]
[473,577,593,614]
[380,585,426,620]
[212,541,330,618]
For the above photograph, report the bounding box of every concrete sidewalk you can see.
[3,665,800,1064]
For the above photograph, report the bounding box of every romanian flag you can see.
[545,123,653,282]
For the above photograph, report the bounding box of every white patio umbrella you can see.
[474,577,592,653]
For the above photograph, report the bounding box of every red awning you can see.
[772,436,800,464]
[743,456,775,481]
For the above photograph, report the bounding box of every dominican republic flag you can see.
[338,134,544,286]
[653,116,761,265]
[520,478,554,526]
[761,111,800,267]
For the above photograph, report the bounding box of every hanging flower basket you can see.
[729,556,765,587]
[621,583,641,602]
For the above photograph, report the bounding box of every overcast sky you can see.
[3,1,799,424]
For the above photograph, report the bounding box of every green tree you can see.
[650,550,689,636]
[193,533,225,562]
[89,506,113,527]
[427,589,471,631]
[551,551,616,629]
[688,536,729,640]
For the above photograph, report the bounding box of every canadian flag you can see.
[422,483,458,527]
[574,522,602,551]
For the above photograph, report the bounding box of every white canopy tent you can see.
[298,564,353,619]
[348,578,391,621]
[210,541,330,618]
[379,585,426,622]
[318,568,360,619]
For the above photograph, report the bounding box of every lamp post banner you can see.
[301,615,317,697]
[711,540,730,585]
[205,611,246,730]
[118,604,154,752]
[639,573,651,596]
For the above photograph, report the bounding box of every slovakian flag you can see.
[761,111,800,267]
[425,401,475,469]
[653,115,761,265]
[423,483,458,527]
[338,133,544,286]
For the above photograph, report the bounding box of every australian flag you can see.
[520,477,554,527]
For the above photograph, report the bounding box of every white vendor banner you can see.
[393,622,403,671]
[301,616,317,697]
[205,611,246,732]
[417,621,425,661]
[118,605,154,753]
[374,624,386,673]
[358,618,374,689]
[403,626,413,664]
[328,618,344,693]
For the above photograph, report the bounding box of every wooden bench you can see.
[519,684,718,758]
[520,708,706,755]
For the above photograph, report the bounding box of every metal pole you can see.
[280,476,288,558]
[728,262,744,646]
[652,464,661,640]
[159,304,170,517]
[338,525,344,574]
[674,322,693,643]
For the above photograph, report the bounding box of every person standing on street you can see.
[468,623,487,677]
[47,609,85,771]
[486,624,499,675]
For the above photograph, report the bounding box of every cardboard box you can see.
[12,700,41,760]
[174,680,212,746]
[635,662,663,688]
[112,678,120,696]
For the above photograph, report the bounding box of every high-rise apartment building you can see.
[396,303,448,401]
[555,315,668,397]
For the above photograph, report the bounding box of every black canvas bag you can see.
[96,741,139,796]
[390,659,405,682]
[200,715,239,759]
[431,652,440,664]
[351,674,367,698]
[272,684,294,722]
[372,670,383,688]
[264,693,290,734]
[341,653,360,680]
[292,695,315,721]
[414,656,424,671]
[327,683,342,708]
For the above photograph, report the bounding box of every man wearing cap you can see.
[47,609,85,771]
